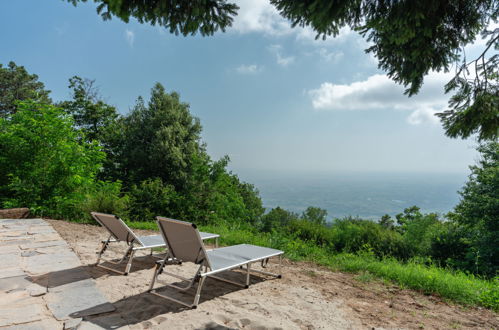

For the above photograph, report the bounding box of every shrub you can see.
[0,101,104,218]
[128,178,177,222]
[77,181,129,223]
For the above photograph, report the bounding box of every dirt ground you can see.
[47,219,498,330]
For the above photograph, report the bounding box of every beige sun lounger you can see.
[148,216,284,308]
[90,212,220,275]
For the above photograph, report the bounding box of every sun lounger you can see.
[148,216,284,308]
[90,212,220,275]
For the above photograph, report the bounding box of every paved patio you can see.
[0,218,116,329]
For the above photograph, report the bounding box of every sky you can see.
[0,1,485,178]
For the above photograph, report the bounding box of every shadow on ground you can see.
[26,255,159,288]
[72,270,270,329]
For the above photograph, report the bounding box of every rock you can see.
[63,317,82,329]
[27,283,47,297]
[0,208,30,219]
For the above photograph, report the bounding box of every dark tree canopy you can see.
[66,0,239,36]
[0,61,51,117]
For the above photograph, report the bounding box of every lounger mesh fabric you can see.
[149,217,284,308]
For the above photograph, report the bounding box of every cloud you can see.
[231,0,291,36]
[236,64,263,74]
[308,72,453,125]
[125,29,135,47]
[231,0,362,47]
[407,108,441,125]
[268,44,295,67]
[317,48,344,63]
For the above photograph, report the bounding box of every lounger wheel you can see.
[245,285,249,289]
[277,275,282,279]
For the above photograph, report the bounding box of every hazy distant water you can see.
[238,171,468,220]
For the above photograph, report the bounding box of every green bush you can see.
[329,218,411,259]
[0,101,104,218]
[77,181,129,223]
[128,178,177,222]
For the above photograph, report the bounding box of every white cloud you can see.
[125,29,135,47]
[308,72,453,125]
[231,0,362,47]
[268,44,295,67]
[317,48,344,63]
[407,107,441,125]
[236,64,263,74]
[232,0,291,36]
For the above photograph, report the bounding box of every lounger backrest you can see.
[91,212,140,245]
[156,217,210,267]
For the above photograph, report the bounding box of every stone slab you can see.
[45,279,115,320]
[0,318,61,330]
[0,294,45,327]
[0,245,20,254]
[0,267,25,279]
[0,275,31,293]
[19,240,67,250]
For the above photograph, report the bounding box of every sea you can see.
[238,170,469,221]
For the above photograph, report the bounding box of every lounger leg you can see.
[246,263,251,288]
[215,237,219,248]
[193,276,206,308]
[95,236,112,265]
[124,249,136,275]
[149,263,161,291]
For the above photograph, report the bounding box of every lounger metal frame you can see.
[148,217,283,308]
[91,212,219,275]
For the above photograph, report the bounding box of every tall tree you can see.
[117,83,204,190]
[58,76,119,142]
[450,142,499,275]
[0,61,51,117]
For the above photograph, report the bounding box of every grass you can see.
[124,220,498,311]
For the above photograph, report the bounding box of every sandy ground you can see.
[47,219,498,330]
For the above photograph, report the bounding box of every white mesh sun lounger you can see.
[148,217,284,308]
[90,212,220,275]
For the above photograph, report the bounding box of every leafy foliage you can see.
[58,76,119,142]
[66,0,239,36]
[0,101,105,218]
[128,178,177,222]
[0,61,51,117]
[450,142,499,275]
[113,83,204,191]
[78,180,129,222]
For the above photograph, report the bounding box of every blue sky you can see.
[0,1,483,178]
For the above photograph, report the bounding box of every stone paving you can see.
[0,219,115,329]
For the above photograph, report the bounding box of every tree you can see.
[301,206,327,226]
[0,101,104,218]
[449,142,498,275]
[0,61,51,117]
[271,0,498,140]
[261,207,298,232]
[379,214,395,230]
[115,83,204,190]
[58,76,119,142]
[66,0,238,36]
